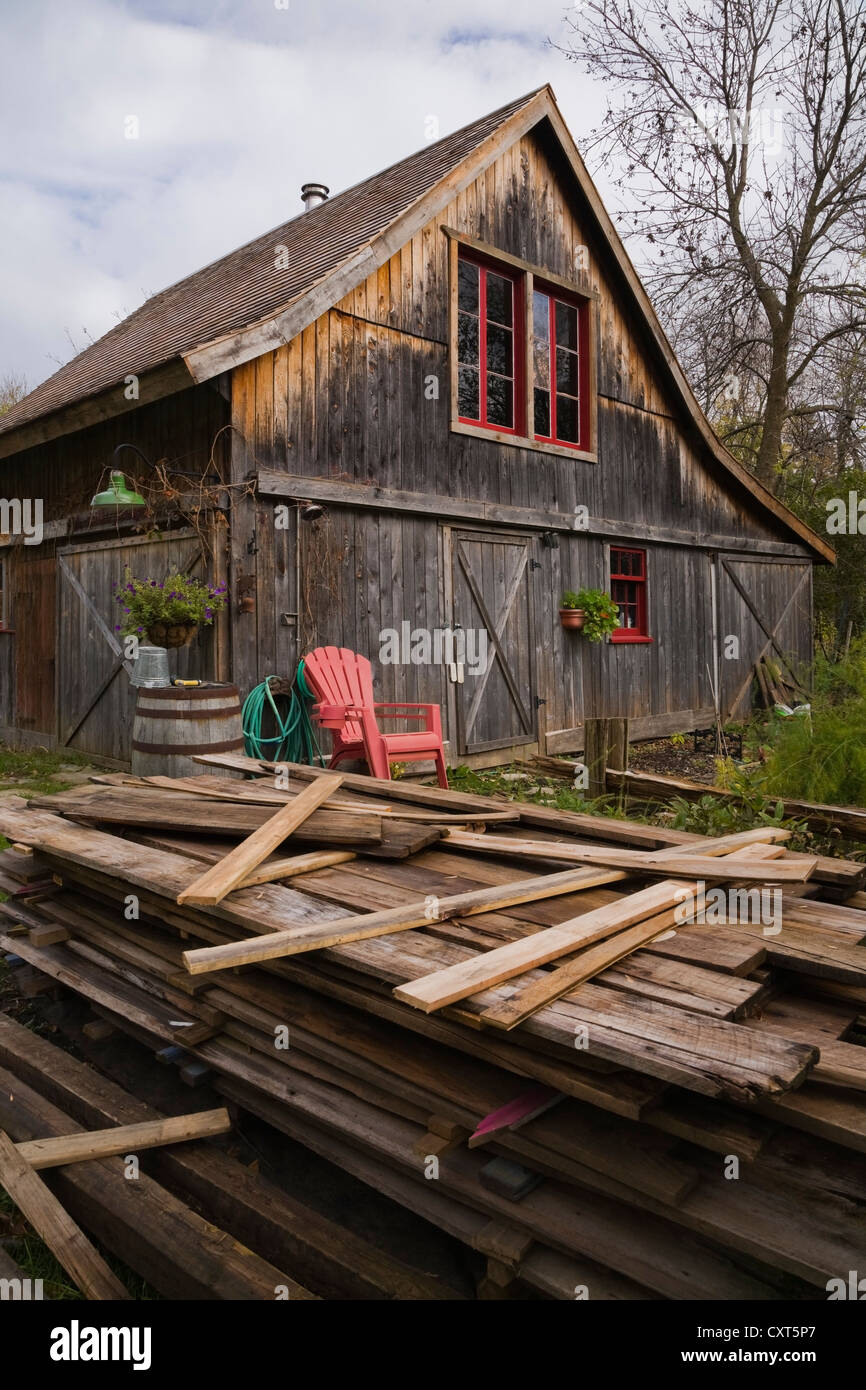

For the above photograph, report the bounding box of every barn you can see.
[0,85,832,771]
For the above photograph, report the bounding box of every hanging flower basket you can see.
[114,566,227,651]
[146,621,199,649]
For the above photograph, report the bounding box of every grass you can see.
[0,1184,162,1299]
[0,744,94,797]
[449,763,625,816]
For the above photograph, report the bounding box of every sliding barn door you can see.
[57,531,209,762]
[449,529,537,755]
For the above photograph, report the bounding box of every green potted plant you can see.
[114,567,228,649]
[573,587,621,642]
[559,590,585,630]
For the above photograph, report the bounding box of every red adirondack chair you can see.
[302,646,449,788]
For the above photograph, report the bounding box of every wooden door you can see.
[716,555,812,719]
[57,531,209,762]
[448,530,537,755]
[13,550,57,734]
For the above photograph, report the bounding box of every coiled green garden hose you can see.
[241,662,326,766]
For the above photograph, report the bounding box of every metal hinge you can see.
[529,559,542,571]
[535,696,547,708]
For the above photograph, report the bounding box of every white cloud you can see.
[0,0,610,388]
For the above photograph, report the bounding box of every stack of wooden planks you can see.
[1,759,865,1300]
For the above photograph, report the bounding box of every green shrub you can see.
[759,639,866,807]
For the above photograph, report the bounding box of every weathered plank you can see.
[0,1128,129,1300]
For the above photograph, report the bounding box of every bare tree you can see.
[0,370,27,416]
[561,0,866,488]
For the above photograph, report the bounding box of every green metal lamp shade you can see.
[90,471,146,509]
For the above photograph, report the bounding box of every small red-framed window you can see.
[532,286,590,450]
[610,547,651,642]
[457,254,523,434]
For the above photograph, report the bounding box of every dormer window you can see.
[450,235,596,462]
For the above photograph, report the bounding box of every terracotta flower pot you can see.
[147,621,199,649]
[559,608,585,631]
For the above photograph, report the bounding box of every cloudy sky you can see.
[0,0,613,393]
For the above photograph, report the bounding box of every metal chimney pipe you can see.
[301,182,329,212]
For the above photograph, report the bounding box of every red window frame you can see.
[532,284,591,451]
[456,253,524,436]
[610,547,651,643]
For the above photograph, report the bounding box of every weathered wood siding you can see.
[231,125,812,756]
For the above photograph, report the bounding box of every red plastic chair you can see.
[302,646,449,788]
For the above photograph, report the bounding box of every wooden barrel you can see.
[131,684,244,778]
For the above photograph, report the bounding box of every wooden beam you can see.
[0,1129,129,1300]
[101,773,517,823]
[28,923,70,948]
[444,832,815,883]
[241,851,357,886]
[15,1108,232,1170]
[176,773,344,906]
[256,471,812,558]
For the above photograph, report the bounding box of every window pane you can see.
[458,366,480,419]
[556,347,578,395]
[534,388,550,437]
[533,338,550,390]
[533,291,550,339]
[486,272,513,327]
[457,311,479,366]
[487,374,514,427]
[556,393,579,443]
[555,300,578,350]
[458,260,479,313]
[486,323,512,376]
